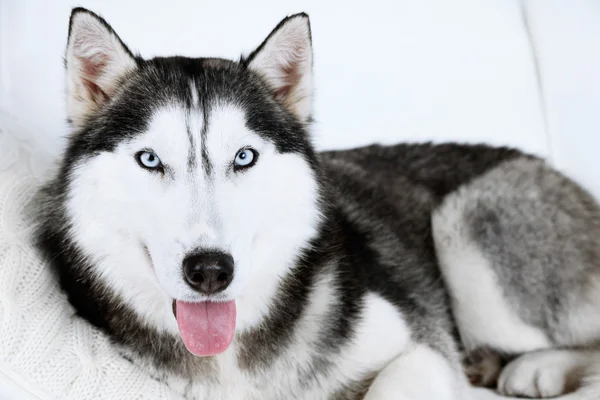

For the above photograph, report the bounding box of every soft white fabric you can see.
[0,113,181,400]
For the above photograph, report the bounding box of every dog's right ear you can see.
[65,8,138,127]
[244,14,313,124]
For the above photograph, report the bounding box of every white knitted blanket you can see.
[0,113,181,400]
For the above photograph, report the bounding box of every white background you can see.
[1,0,600,197]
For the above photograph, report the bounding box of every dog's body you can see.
[34,8,600,400]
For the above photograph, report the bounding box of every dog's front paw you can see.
[462,348,502,388]
[497,350,582,398]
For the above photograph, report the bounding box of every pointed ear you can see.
[245,14,313,123]
[65,8,138,127]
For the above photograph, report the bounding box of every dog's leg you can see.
[432,159,600,398]
[497,349,600,398]
[363,344,470,400]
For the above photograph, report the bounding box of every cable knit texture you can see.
[0,114,181,399]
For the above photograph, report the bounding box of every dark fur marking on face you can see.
[185,111,197,173]
[200,98,212,176]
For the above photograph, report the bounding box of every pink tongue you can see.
[175,300,236,357]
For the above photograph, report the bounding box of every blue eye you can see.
[136,151,163,171]
[234,148,258,171]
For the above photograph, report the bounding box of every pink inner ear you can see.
[77,54,111,104]
[78,53,109,80]
[82,78,109,104]
[274,64,298,100]
[274,47,304,102]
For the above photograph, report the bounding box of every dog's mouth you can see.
[147,243,236,358]
[171,299,237,357]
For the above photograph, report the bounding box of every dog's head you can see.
[45,8,323,357]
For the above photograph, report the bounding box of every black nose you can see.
[182,251,234,295]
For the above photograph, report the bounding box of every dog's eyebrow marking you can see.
[186,79,211,176]
[200,104,212,176]
[185,112,197,173]
[186,80,201,173]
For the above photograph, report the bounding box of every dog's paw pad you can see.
[462,348,502,388]
[498,352,574,398]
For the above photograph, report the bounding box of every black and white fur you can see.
[34,8,600,399]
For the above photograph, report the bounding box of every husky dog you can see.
[35,7,600,400]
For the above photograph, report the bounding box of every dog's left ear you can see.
[245,14,313,123]
[65,8,139,127]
